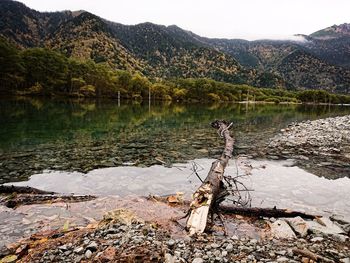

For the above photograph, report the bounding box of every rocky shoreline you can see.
[265,115,350,178]
[1,207,349,263]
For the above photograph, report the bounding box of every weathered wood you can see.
[0,185,55,195]
[219,205,318,220]
[292,248,334,263]
[1,184,96,208]
[2,194,96,208]
[147,195,318,220]
[186,120,234,235]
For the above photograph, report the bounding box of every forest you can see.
[1,37,350,104]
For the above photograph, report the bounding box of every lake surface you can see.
[8,158,350,221]
[1,97,350,184]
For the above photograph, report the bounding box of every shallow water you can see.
[7,158,350,221]
[2,158,350,249]
[1,97,350,183]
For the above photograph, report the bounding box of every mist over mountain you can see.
[1,0,349,93]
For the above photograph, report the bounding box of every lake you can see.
[1,97,350,184]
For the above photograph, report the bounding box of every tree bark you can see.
[148,195,318,220]
[2,194,96,208]
[186,120,234,235]
[219,205,318,220]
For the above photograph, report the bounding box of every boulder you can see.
[307,217,345,236]
[286,216,308,237]
[269,220,296,239]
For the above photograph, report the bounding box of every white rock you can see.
[286,216,308,237]
[307,217,345,236]
[226,243,234,252]
[85,250,92,259]
[332,234,349,242]
[310,237,324,242]
[192,258,204,263]
[340,258,350,263]
[164,253,175,263]
[269,220,296,239]
[277,257,289,262]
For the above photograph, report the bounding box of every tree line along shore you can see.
[1,37,350,104]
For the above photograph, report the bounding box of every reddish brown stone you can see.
[97,247,116,262]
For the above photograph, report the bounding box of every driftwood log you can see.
[219,205,318,220]
[148,195,318,220]
[0,185,55,195]
[186,120,234,235]
[0,185,96,208]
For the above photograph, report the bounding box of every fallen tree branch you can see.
[186,120,234,235]
[2,194,96,208]
[219,205,318,220]
[147,195,318,220]
[0,185,55,195]
[1,184,96,208]
[292,248,334,263]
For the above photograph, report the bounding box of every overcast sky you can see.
[18,0,350,40]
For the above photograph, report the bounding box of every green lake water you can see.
[1,97,350,184]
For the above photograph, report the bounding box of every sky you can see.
[18,0,350,40]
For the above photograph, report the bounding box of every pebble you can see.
[167,239,176,247]
[85,249,92,259]
[58,245,67,251]
[226,243,234,252]
[276,250,287,256]
[73,247,84,254]
[310,237,324,242]
[211,243,220,249]
[87,241,98,251]
[164,253,174,263]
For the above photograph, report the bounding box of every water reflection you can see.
[1,97,350,183]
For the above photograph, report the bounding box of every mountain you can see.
[1,0,257,84]
[45,12,147,72]
[1,0,350,93]
[302,24,350,68]
[310,23,350,39]
[277,50,350,93]
[0,0,74,47]
[106,22,254,82]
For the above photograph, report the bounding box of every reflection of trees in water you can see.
[1,98,350,183]
[1,98,350,151]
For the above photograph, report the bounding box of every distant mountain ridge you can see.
[310,23,350,39]
[1,0,350,93]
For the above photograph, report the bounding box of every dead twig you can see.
[292,248,334,263]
